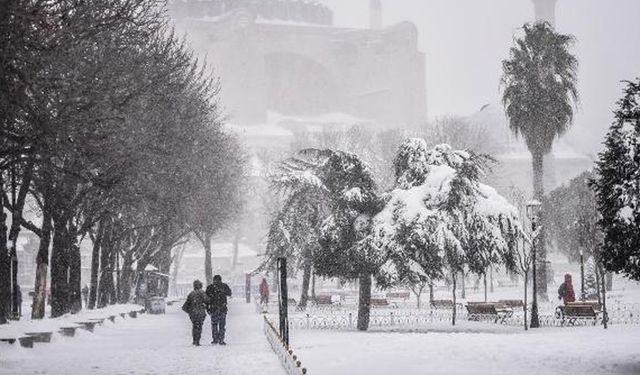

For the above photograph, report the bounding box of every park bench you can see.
[497,280,517,288]
[430,299,455,309]
[466,303,513,324]
[24,331,53,343]
[371,298,396,308]
[386,291,410,300]
[556,303,601,326]
[497,300,524,309]
[0,335,35,348]
[59,326,79,337]
[88,318,106,325]
[75,321,99,332]
[312,295,333,306]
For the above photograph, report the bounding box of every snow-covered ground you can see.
[292,324,640,375]
[0,300,285,375]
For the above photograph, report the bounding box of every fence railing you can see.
[277,305,640,331]
[263,315,309,375]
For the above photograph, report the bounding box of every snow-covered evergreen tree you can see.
[584,256,598,300]
[372,139,522,324]
[592,79,640,281]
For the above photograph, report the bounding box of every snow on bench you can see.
[430,299,455,309]
[386,291,410,300]
[466,303,513,324]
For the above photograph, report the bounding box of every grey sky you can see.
[321,0,640,154]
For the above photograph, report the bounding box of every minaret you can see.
[532,0,558,27]
[369,0,382,30]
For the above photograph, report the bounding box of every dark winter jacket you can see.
[183,289,209,321]
[206,281,232,314]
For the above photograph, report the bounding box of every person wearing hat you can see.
[182,280,209,346]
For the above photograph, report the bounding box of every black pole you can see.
[277,257,289,347]
[580,252,585,301]
[530,218,540,328]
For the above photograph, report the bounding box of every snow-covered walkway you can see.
[0,299,286,375]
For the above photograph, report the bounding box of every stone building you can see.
[170,0,427,129]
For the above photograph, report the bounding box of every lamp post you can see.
[526,199,541,328]
[579,249,585,301]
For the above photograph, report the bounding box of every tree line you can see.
[0,0,245,323]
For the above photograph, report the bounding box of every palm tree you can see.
[501,22,578,297]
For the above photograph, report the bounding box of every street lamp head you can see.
[526,199,542,219]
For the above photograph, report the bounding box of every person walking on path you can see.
[557,273,576,305]
[206,275,232,345]
[182,280,209,346]
[259,278,269,305]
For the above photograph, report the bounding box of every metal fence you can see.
[277,305,640,331]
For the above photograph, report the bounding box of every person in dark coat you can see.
[259,278,269,305]
[558,273,576,305]
[182,280,209,346]
[206,275,232,345]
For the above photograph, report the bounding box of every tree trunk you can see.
[118,252,134,303]
[170,244,185,297]
[68,239,82,314]
[490,267,494,293]
[50,216,70,318]
[88,220,104,309]
[231,228,240,271]
[97,224,114,308]
[8,161,33,319]
[203,233,213,286]
[31,191,52,319]
[452,273,457,326]
[460,271,466,299]
[311,270,316,300]
[523,270,529,331]
[108,247,117,304]
[158,229,172,297]
[412,285,423,309]
[531,151,548,300]
[429,283,434,304]
[298,260,312,309]
[357,273,372,331]
[599,265,608,329]
[595,265,602,305]
[0,206,9,324]
[483,272,488,302]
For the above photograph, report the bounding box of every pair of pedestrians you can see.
[182,275,232,346]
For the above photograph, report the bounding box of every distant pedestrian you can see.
[259,278,269,305]
[557,273,576,305]
[206,275,232,345]
[81,284,89,307]
[182,280,209,346]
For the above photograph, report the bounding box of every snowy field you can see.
[292,324,640,375]
[0,300,285,375]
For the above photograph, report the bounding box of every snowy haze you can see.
[322,0,640,154]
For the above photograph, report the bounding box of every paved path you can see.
[0,299,285,375]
